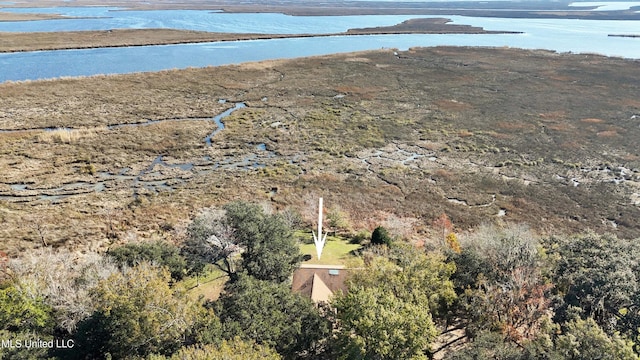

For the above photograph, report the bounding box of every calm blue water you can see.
[0,8,639,83]
[0,7,437,33]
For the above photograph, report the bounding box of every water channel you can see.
[0,8,639,82]
[0,102,266,203]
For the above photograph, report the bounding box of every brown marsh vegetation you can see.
[0,46,639,255]
[0,11,69,21]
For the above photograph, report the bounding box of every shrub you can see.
[371,226,393,246]
[0,284,53,333]
[350,230,370,245]
[108,241,187,281]
[147,338,281,360]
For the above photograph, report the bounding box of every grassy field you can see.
[1,47,639,256]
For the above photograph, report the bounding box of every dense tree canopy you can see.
[5,199,640,360]
[332,285,437,360]
[0,283,53,333]
[553,316,638,360]
[73,263,201,359]
[448,331,528,360]
[547,232,640,337]
[215,274,330,359]
[182,202,302,283]
[448,316,639,359]
[4,249,120,336]
[224,201,303,283]
[351,243,456,318]
[330,243,454,359]
[108,240,187,280]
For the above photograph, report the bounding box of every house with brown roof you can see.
[291,264,349,303]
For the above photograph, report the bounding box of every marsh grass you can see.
[1,47,639,254]
[37,128,101,144]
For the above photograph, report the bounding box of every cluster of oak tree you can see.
[1,201,640,359]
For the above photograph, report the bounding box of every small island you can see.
[609,34,640,38]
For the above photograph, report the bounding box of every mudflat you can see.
[1,47,638,254]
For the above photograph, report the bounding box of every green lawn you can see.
[181,265,229,301]
[298,234,361,265]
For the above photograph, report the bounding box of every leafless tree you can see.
[26,218,49,247]
[101,206,122,239]
[182,208,242,284]
[8,248,119,333]
[455,224,550,345]
[280,207,303,230]
[0,250,8,282]
[382,213,418,240]
[300,192,321,225]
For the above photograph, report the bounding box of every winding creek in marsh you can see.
[0,100,470,204]
[0,102,262,202]
[1,6,639,226]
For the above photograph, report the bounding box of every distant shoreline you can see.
[609,34,640,38]
[0,18,521,53]
[1,0,639,19]
[0,11,71,21]
[0,0,637,54]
